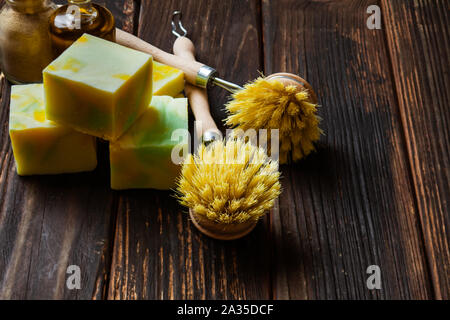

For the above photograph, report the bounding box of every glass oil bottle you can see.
[48,0,115,58]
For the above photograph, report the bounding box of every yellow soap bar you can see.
[9,84,97,175]
[110,96,188,190]
[43,34,153,141]
[152,61,184,97]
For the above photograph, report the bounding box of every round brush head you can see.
[225,73,322,164]
[176,138,281,239]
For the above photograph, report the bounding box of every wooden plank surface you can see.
[0,0,447,300]
[107,0,270,299]
[381,0,449,299]
[0,0,135,300]
[262,0,433,299]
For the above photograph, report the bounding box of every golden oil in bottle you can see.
[48,0,115,58]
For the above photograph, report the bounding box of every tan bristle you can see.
[225,77,322,164]
[176,138,281,224]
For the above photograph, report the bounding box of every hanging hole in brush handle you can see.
[172,18,222,145]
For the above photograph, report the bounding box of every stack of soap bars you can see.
[8,34,188,190]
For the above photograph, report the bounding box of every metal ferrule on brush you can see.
[196,65,244,93]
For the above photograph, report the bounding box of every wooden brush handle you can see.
[116,29,204,85]
[173,36,221,138]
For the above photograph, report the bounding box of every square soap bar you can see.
[152,61,184,97]
[9,84,97,175]
[43,34,153,141]
[110,96,188,190]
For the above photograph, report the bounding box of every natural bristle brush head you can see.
[225,73,322,164]
[176,138,281,240]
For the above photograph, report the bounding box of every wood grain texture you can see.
[100,0,138,33]
[0,0,447,300]
[263,0,433,299]
[381,0,449,299]
[107,0,270,300]
[0,0,136,300]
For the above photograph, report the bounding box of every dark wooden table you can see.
[0,0,448,300]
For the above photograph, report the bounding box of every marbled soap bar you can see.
[152,61,184,97]
[110,96,188,190]
[43,34,153,141]
[9,84,97,175]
